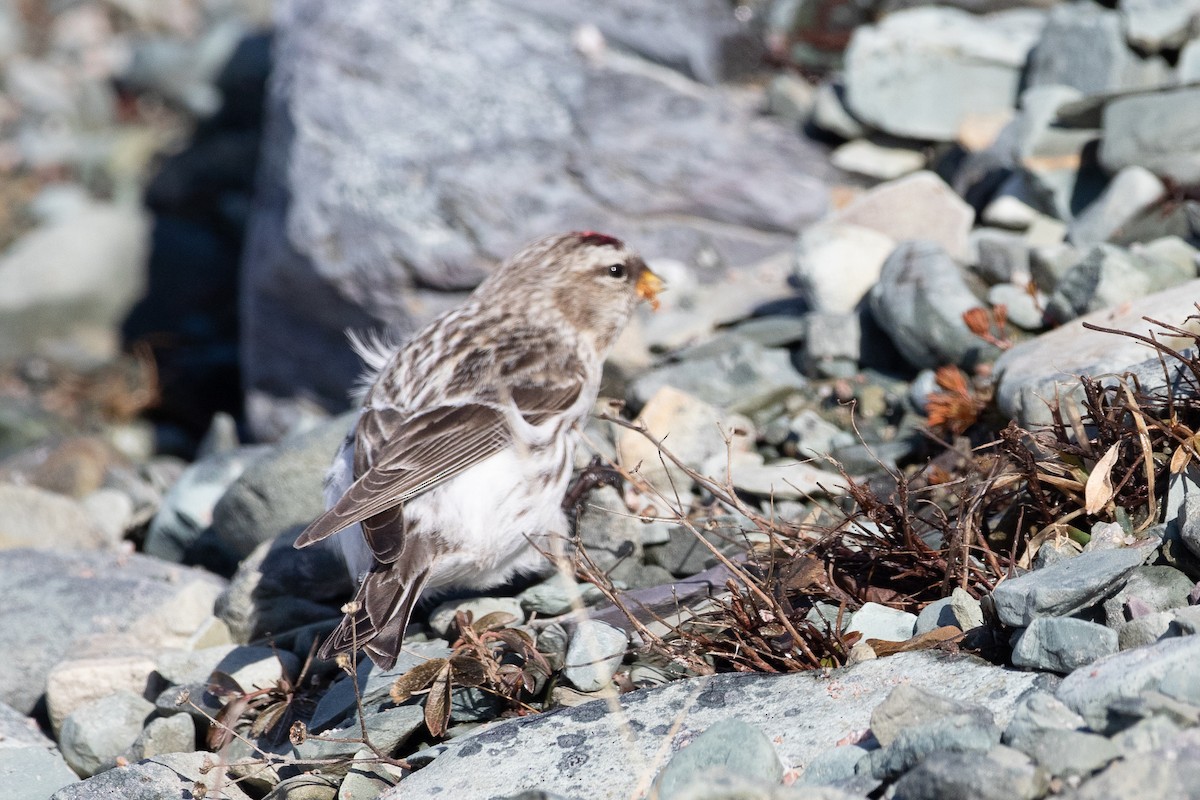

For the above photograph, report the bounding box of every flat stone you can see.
[1068,167,1166,248]
[652,719,783,798]
[58,691,154,778]
[1059,728,1200,800]
[0,747,78,799]
[1101,565,1194,629]
[721,451,847,501]
[795,744,868,787]
[990,547,1148,627]
[1056,634,1200,732]
[563,621,628,693]
[1012,729,1119,778]
[830,139,924,181]
[802,312,863,377]
[1045,243,1193,324]
[843,7,1042,141]
[1100,87,1200,187]
[1026,4,1133,96]
[811,80,865,140]
[1121,0,1200,51]
[1010,617,1118,674]
[0,484,110,552]
[45,654,158,736]
[859,713,1001,780]
[428,597,525,639]
[870,684,992,748]
[1002,691,1085,752]
[889,746,1048,800]
[793,223,896,314]
[970,228,1031,285]
[828,171,973,263]
[846,603,917,644]
[49,751,253,800]
[993,281,1200,425]
[385,652,1043,800]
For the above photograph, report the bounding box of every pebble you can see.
[828,172,973,263]
[57,691,154,777]
[846,602,917,643]
[793,223,895,314]
[652,718,783,798]
[563,621,628,692]
[990,546,1149,627]
[1010,617,1118,674]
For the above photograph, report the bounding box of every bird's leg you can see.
[562,455,623,517]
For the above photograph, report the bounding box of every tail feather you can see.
[318,566,433,671]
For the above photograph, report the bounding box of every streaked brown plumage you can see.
[295,231,661,669]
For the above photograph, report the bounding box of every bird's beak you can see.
[636,268,665,311]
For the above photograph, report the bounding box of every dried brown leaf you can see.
[205,670,243,699]
[472,611,518,633]
[424,665,453,737]
[389,658,447,704]
[1084,442,1121,515]
[448,655,488,687]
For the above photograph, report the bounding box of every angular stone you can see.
[871,685,993,748]
[860,714,1001,780]
[846,603,917,644]
[794,223,896,314]
[990,547,1148,627]
[889,746,1047,800]
[1059,728,1200,800]
[868,241,995,370]
[1010,617,1118,674]
[1068,167,1166,248]
[1011,729,1119,778]
[1027,4,1134,96]
[45,654,158,736]
[830,139,924,181]
[58,691,154,778]
[1002,691,1086,752]
[0,484,110,552]
[843,7,1042,141]
[0,747,78,799]
[828,172,973,263]
[50,751,253,800]
[721,451,847,501]
[1045,243,1193,324]
[427,596,525,639]
[651,719,782,798]
[1101,565,1194,629]
[1121,0,1200,51]
[564,621,628,692]
[1100,88,1200,187]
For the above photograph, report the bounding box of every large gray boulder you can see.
[242,0,831,437]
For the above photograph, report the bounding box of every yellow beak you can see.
[636,268,665,311]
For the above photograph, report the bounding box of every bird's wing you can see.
[294,366,587,555]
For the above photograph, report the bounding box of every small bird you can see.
[295,231,662,669]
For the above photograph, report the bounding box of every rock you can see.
[1012,729,1119,779]
[867,241,995,370]
[563,621,628,692]
[49,751,253,800]
[242,0,830,436]
[827,172,973,263]
[793,223,896,314]
[652,719,782,798]
[646,522,741,577]
[801,312,863,378]
[987,284,1045,331]
[859,713,1001,780]
[1010,617,1118,674]
[1101,565,1194,629]
[1121,0,1200,53]
[1101,87,1200,187]
[0,549,225,715]
[1109,715,1182,754]
[212,413,352,557]
[990,546,1148,627]
[915,598,956,636]
[721,451,847,501]
[58,691,154,777]
[1027,4,1134,96]
[1002,691,1086,752]
[0,747,78,799]
[889,746,1047,800]
[1058,728,1200,800]
[143,444,268,564]
[215,531,350,644]
[154,645,296,694]
[843,7,1042,141]
[1116,610,1177,650]
[993,280,1200,425]
[127,713,195,760]
[830,139,924,181]
[870,685,993,748]
[427,596,525,639]
[1045,242,1193,322]
[810,81,866,140]
[846,603,917,644]
[386,652,1043,800]
[1056,634,1200,732]
[1068,167,1166,248]
[616,386,754,495]
[795,744,868,787]
[45,654,158,736]
[970,228,1031,286]
[518,572,605,617]
[629,340,805,417]
[573,485,646,571]
[0,201,149,362]
[0,484,112,551]
[765,74,816,124]
[950,588,984,631]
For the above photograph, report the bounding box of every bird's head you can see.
[491,231,663,353]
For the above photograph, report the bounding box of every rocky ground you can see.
[5,0,1200,799]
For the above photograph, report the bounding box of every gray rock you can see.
[50,751,253,800]
[843,7,1043,141]
[846,603,917,644]
[386,652,1043,800]
[518,573,605,617]
[1010,617,1118,674]
[987,284,1045,331]
[765,74,816,124]
[1121,0,1200,53]
[1057,634,1200,732]
[0,747,78,799]
[646,524,740,577]
[915,598,957,636]
[794,223,895,314]
[574,485,646,571]
[0,484,111,551]
[1068,167,1166,248]
[1180,39,1200,84]
[802,312,863,378]
[0,549,226,715]
[652,718,782,798]
[1046,243,1194,323]
[890,746,1047,800]
[1015,84,1090,162]
[628,340,805,416]
[126,713,195,760]
[830,139,924,181]
[1002,691,1085,752]
[795,745,868,787]
[810,81,865,140]
[990,546,1148,627]
[1101,87,1200,186]
[212,413,352,557]
[1027,4,1134,96]
[868,241,995,370]
[871,685,993,748]
[859,713,1001,780]
[0,201,149,362]
[58,691,154,777]
[1012,729,1119,778]
[1101,565,1194,629]
[143,444,268,563]
[1180,493,1200,560]
[1109,714,1182,754]
[828,172,973,263]
[242,0,830,436]
[970,228,1031,286]
[1116,610,1177,650]
[950,588,984,630]
[721,452,846,501]
[309,640,452,731]
[563,621,628,692]
[994,279,1200,425]
[215,531,351,644]
[1059,728,1200,800]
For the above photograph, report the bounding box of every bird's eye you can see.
[607,263,627,279]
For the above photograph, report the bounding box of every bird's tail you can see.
[319,567,432,671]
